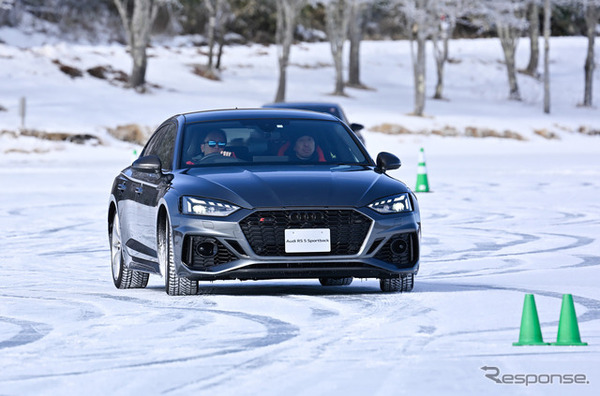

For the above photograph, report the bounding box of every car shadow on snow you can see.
[145,281,385,296]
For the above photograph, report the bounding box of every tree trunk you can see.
[216,30,224,70]
[113,0,157,91]
[498,24,521,101]
[333,50,345,95]
[583,3,597,107]
[207,15,216,69]
[130,42,148,89]
[525,1,540,77]
[409,17,426,116]
[129,0,153,90]
[347,0,363,88]
[432,15,452,100]
[326,0,351,96]
[413,36,426,115]
[406,0,431,115]
[274,0,301,103]
[543,0,551,113]
[275,61,288,103]
[433,56,444,99]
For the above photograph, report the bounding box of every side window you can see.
[142,126,167,157]
[142,123,177,170]
[154,124,177,170]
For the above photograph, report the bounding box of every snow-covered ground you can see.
[0,28,599,395]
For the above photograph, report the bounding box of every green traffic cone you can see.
[415,147,430,192]
[551,294,588,346]
[513,294,549,346]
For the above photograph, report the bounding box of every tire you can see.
[110,212,149,289]
[319,277,353,286]
[160,217,198,296]
[379,274,414,293]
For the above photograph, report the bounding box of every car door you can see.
[128,122,178,264]
[114,167,139,265]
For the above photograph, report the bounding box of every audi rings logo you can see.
[288,211,325,223]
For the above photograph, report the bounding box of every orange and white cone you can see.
[415,147,430,193]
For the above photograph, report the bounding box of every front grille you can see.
[240,210,372,256]
[374,232,418,269]
[183,236,237,270]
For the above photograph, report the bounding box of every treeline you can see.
[0,0,593,42]
[1,0,598,114]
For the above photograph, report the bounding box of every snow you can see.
[0,26,599,395]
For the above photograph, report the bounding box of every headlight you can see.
[368,193,413,214]
[181,196,240,217]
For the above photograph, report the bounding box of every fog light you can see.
[195,239,218,257]
[390,239,407,255]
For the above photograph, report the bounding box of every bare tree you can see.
[400,0,437,116]
[274,0,305,103]
[114,0,172,91]
[543,0,551,113]
[214,1,233,70]
[325,0,352,96]
[430,0,470,100]
[482,0,528,101]
[524,0,540,77]
[582,0,599,106]
[347,0,367,88]
[204,0,230,72]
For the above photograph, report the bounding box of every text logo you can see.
[481,366,589,386]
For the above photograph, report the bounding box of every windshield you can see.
[179,118,370,168]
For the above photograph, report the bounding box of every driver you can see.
[187,129,236,164]
[201,129,228,158]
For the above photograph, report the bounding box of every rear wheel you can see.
[319,277,353,286]
[160,217,198,296]
[379,274,414,293]
[110,212,149,289]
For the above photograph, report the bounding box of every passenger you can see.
[279,134,326,162]
[293,135,316,160]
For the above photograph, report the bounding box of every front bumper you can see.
[170,207,420,281]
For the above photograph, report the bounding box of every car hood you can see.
[175,165,410,209]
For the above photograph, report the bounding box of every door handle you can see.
[117,183,127,192]
[135,186,143,195]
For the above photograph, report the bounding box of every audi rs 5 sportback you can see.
[108,109,421,295]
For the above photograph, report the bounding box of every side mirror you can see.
[375,152,401,173]
[133,155,162,173]
[350,123,364,132]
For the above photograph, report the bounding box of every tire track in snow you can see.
[2,290,300,386]
[164,291,427,393]
[0,317,52,350]
[424,231,596,280]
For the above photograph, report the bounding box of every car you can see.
[108,108,421,295]
[262,101,366,144]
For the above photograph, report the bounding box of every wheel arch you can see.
[156,203,170,245]
[108,199,117,237]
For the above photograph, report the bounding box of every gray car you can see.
[262,102,366,144]
[108,109,420,295]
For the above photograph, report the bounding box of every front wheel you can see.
[160,217,198,296]
[110,211,149,289]
[379,274,414,293]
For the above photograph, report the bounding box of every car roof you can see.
[262,101,341,108]
[262,102,347,122]
[180,108,340,124]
